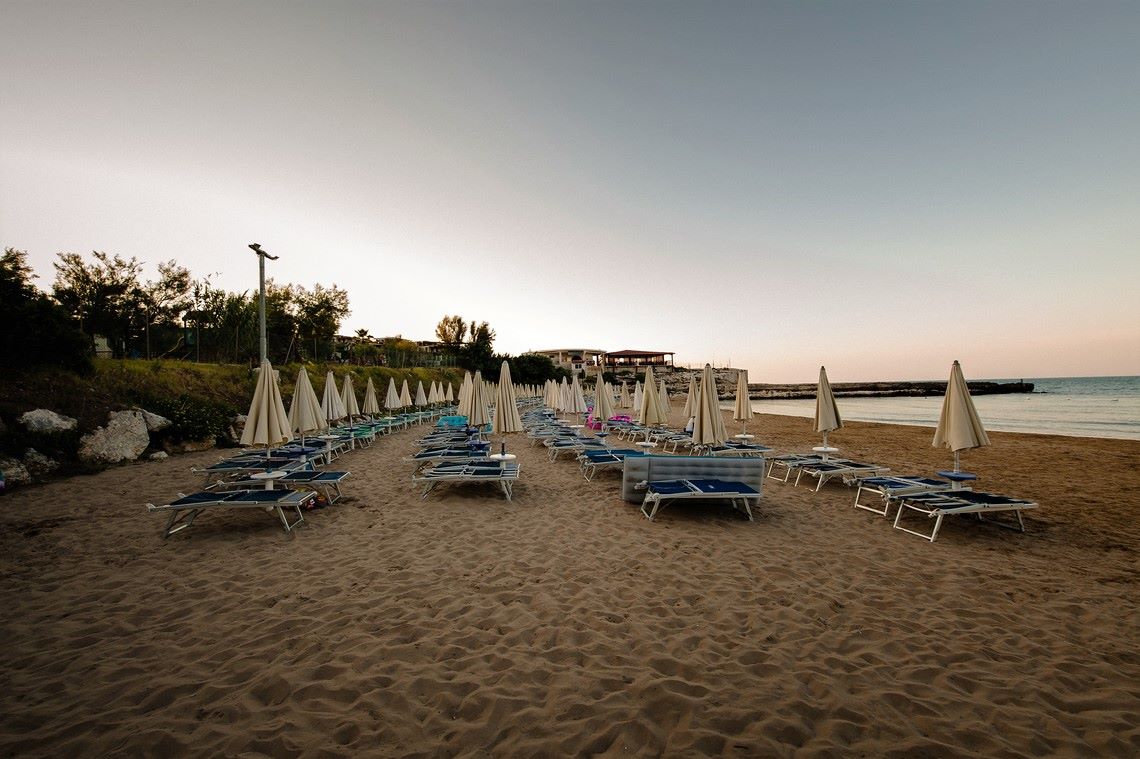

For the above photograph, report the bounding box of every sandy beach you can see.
[1,407,1138,757]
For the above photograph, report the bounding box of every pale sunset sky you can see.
[2,1,1138,382]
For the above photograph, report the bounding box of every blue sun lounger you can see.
[194,456,313,487]
[413,461,521,501]
[639,478,761,521]
[208,470,351,503]
[147,489,316,537]
[893,490,1038,542]
[794,459,890,491]
[853,476,957,516]
[577,448,646,481]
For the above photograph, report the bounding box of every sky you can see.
[2,0,1138,382]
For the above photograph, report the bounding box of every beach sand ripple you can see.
[1,410,1138,756]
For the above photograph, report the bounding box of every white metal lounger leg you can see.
[854,485,891,516]
[161,508,200,538]
[275,503,305,533]
[641,494,662,521]
[976,509,1029,532]
[893,503,945,542]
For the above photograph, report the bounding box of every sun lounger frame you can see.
[412,462,521,501]
[794,460,890,491]
[853,476,957,516]
[147,489,315,538]
[893,491,1038,542]
[639,478,760,521]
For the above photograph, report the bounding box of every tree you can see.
[296,283,350,361]
[352,329,380,365]
[463,320,497,373]
[138,260,192,358]
[508,353,562,386]
[52,251,144,356]
[1,248,92,373]
[435,314,467,346]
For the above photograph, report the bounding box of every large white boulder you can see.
[19,409,78,433]
[79,410,150,465]
[134,408,173,432]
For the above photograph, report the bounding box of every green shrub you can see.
[144,394,236,443]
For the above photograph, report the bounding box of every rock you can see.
[0,456,31,487]
[22,448,60,477]
[78,410,150,465]
[134,408,173,432]
[148,451,169,461]
[161,438,215,454]
[18,409,78,433]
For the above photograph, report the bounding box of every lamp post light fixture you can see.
[249,243,279,364]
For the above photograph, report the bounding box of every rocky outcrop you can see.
[0,456,31,487]
[22,448,60,478]
[19,409,78,433]
[79,410,150,465]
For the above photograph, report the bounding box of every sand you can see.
[1,407,1138,757]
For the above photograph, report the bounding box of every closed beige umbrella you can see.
[639,367,667,426]
[428,381,440,405]
[340,373,361,449]
[288,366,324,449]
[242,360,292,457]
[399,379,412,409]
[444,382,454,404]
[593,376,616,429]
[384,377,401,413]
[414,380,428,407]
[492,360,523,436]
[733,369,753,434]
[568,374,588,419]
[691,363,727,449]
[814,366,842,459]
[361,376,380,417]
[340,374,360,420]
[468,370,492,429]
[632,381,643,415]
[619,381,631,409]
[321,371,347,427]
[457,371,474,419]
[657,378,670,421]
[933,360,990,472]
[681,373,699,419]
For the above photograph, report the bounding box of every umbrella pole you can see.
[954,449,961,473]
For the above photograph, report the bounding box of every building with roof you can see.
[601,349,675,369]
[529,348,606,374]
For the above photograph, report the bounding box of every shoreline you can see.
[1,407,1138,755]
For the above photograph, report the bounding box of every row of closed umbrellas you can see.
[590,361,989,469]
[242,357,989,471]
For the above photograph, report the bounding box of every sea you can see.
[732,376,1140,441]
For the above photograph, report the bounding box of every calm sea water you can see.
[731,376,1140,441]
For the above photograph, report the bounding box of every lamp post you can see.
[248,243,279,364]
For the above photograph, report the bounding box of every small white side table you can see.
[251,470,287,490]
[812,445,839,461]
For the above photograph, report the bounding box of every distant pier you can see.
[747,380,1034,400]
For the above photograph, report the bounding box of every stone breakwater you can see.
[644,369,1033,400]
[747,379,1035,400]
